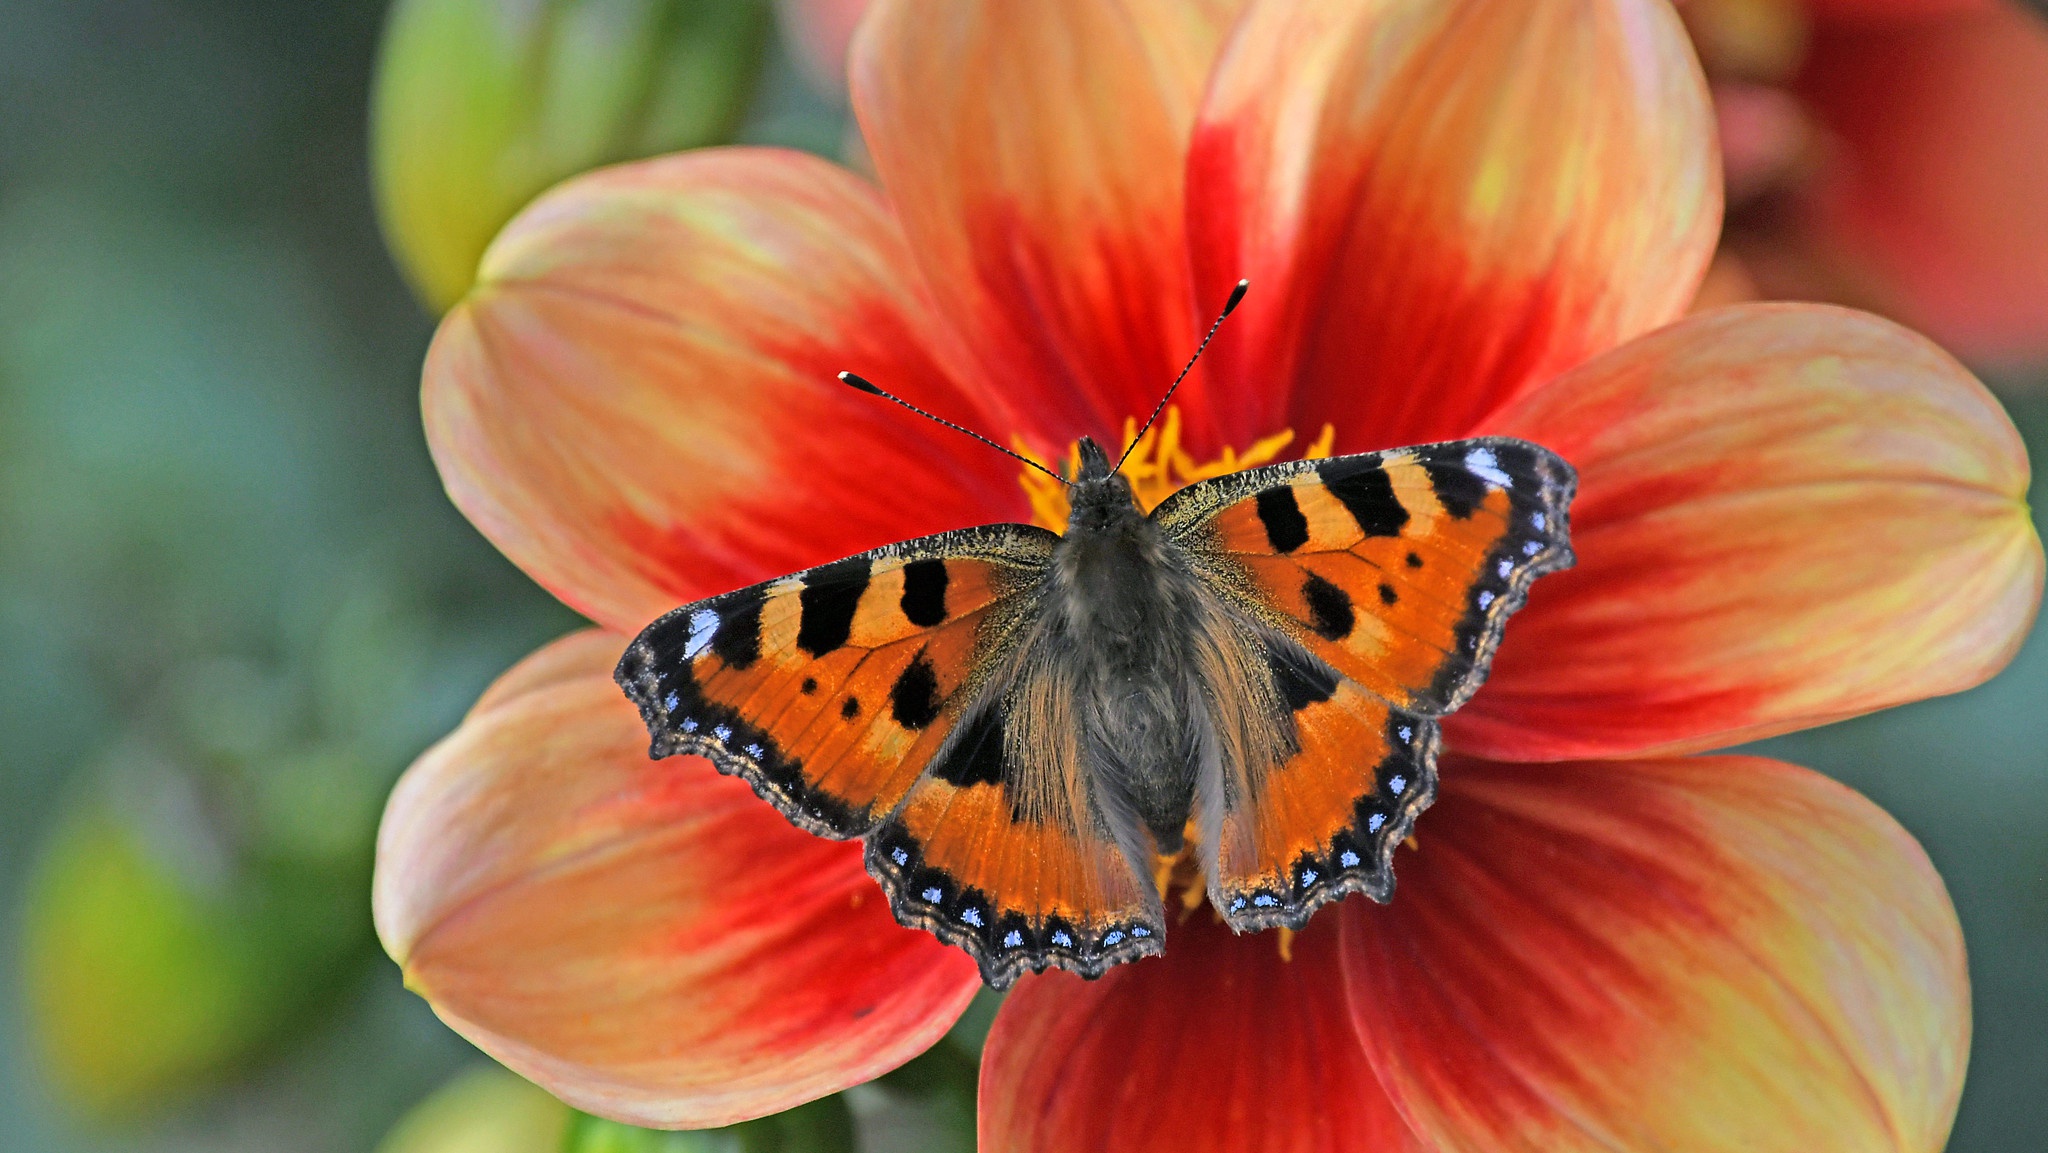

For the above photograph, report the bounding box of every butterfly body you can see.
[1046,435,1234,859]
[618,436,1576,987]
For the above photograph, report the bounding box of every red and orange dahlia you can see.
[373,0,2043,1148]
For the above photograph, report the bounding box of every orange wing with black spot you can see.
[865,679,1166,988]
[1202,639,1440,931]
[616,524,1055,839]
[1155,437,1576,715]
[1154,438,1575,931]
[616,523,1161,988]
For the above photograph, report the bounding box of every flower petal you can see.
[372,634,980,1129]
[425,147,1029,635]
[1792,4,2048,368]
[466,627,629,718]
[1455,303,2042,760]
[980,911,1419,1153]
[851,0,1249,449]
[1187,0,1720,448]
[1343,753,1968,1153]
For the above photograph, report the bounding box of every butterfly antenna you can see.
[837,371,1069,485]
[1114,279,1249,474]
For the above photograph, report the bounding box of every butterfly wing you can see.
[615,523,1057,839]
[865,656,1167,988]
[617,522,1162,987]
[1154,437,1576,716]
[1154,437,1575,929]
[1197,636,1440,930]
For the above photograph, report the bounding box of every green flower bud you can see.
[375,1065,570,1153]
[371,0,773,311]
[21,756,374,1120]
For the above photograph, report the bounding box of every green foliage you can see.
[561,1094,855,1153]
[21,769,372,1120]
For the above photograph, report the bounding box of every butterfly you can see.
[616,286,1576,989]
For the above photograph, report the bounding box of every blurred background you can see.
[0,1,2042,1151]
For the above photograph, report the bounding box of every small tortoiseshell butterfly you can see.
[617,284,1576,988]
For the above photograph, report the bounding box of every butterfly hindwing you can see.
[1154,436,1576,716]
[867,690,1165,990]
[1203,638,1439,931]
[615,524,1056,839]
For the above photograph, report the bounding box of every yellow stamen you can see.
[1150,821,1210,924]
[1276,927,1296,963]
[1017,407,1337,531]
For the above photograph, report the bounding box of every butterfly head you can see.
[1066,435,1142,535]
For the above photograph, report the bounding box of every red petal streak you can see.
[1188,0,1720,449]
[373,638,980,1128]
[1343,754,1968,1153]
[426,148,1028,634]
[981,911,1419,1153]
[851,0,1250,452]
[1457,303,2042,760]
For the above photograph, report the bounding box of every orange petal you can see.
[372,632,980,1128]
[425,147,1030,635]
[1196,0,1720,450]
[1343,753,1969,1153]
[1456,303,2042,760]
[980,912,1420,1153]
[1187,0,1721,448]
[1793,4,2048,368]
[851,0,1249,449]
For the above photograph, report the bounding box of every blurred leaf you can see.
[727,1094,858,1153]
[19,755,375,1123]
[561,1093,855,1153]
[561,1114,732,1152]
[873,1041,975,1103]
[371,0,774,311]
[376,1064,571,1153]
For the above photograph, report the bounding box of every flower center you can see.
[1016,406,1335,531]
[1019,407,1336,959]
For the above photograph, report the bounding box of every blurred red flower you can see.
[1689,0,2048,372]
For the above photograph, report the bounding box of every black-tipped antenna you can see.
[1114,279,1249,474]
[838,371,1068,485]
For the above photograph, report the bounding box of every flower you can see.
[372,0,2043,1148]
[1687,0,2048,372]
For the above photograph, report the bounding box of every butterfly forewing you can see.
[615,524,1056,838]
[1154,437,1576,715]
